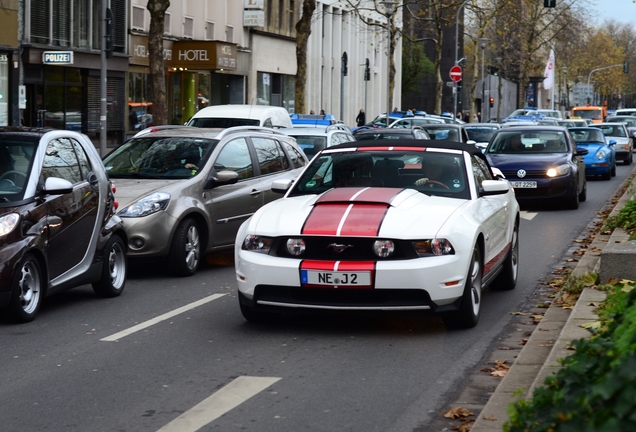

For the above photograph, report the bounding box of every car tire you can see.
[168,218,200,277]
[602,168,611,180]
[92,235,127,297]
[442,246,482,329]
[579,179,587,202]
[611,160,617,177]
[491,222,519,291]
[7,254,43,323]
[565,187,579,209]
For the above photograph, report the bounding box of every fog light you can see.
[286,238,306,256]
[130,237,145,249]
[373,240,395,258]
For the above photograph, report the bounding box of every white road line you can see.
[520,211,537,221]
[100,293,227,342]
[156,376,281,432]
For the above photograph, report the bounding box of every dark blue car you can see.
[485,126,588,209]
[568,127,616,180]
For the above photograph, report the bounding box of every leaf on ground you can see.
[483,415,497,421]
[444,406,473,419]
[581,321,603,330]
[509,311,526,315]
[566,258,579,262]
[452,421,474,432]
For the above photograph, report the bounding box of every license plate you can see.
[510,181,537,188]
[301,270,371,286]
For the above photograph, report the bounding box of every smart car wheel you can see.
[491,222,519,291]
[7,254,43,323]
[168,218,200,277]
[442,246,482,329]
[92,235,127,297]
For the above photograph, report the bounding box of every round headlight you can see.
[286,238,306,256]
[373,240,395,258]
[596,150,607,159]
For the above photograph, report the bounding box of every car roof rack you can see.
[215,126,288,139]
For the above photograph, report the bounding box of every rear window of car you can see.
[187,118,260,128]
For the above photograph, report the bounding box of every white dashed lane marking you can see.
[156,376,281,432]
[100,293,227,341]
[520,211,537,221]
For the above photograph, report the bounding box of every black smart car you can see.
[0,127,128,323]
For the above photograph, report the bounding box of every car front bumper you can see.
[235,249,469,314]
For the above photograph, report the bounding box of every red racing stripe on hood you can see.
[316,187,404,205]
[302,202,389,236]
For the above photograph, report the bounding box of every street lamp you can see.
[480,38,488,122]
[453,0,471,118]
[562,66,568,116]
[381,1,397,127]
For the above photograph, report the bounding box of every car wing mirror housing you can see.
[271,178,293,194]
[480,179,510,196]
[608,139,617,146]
[576,147,589,156]
[42,177,73,195]
[204,170,239,189]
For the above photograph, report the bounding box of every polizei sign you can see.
[42,51,74,64]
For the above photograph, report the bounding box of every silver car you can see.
[102,126,308,276]
[595,123,633,165]
[279,124,356,159]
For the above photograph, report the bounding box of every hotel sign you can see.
[42,51,74,64]
[243,10,264,27]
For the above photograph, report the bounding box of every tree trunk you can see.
[147,0,170,125]
[295,0,316,115]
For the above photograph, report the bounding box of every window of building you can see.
[132,5,145,31]
[225,25,234,43]
[205,21,215,40]
[164,12,171,35]
[184,16,194,39]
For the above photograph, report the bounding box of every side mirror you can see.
[42,177,73,195]
[608,139,617,146]
[204,170,239,189]
[271,178,293,194]
[480,179,510,196]
[576,147,589,156]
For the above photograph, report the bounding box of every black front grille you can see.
[272,237,418,260]
[501,169,548,179]
[254,285,435,309]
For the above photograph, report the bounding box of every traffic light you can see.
[105,8,113,58]
[624,61,629,74]
[543,0,556,7]
[364,58,370,81]
[489,97,494,107]
[342,52,348,76]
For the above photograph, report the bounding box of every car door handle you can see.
[250,189,262,196]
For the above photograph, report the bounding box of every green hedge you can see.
[505,282,636,431]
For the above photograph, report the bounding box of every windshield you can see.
[103,137,218,179]
[570,129,605,144]
[355,132,417,140]
[187,117,259,128]
[572,109,602,120]
[288,149,470,200]
[464,127,498,142]
[0,138,37,202]
[487,131,568,154]
[291,135,327,159]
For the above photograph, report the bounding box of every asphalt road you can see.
[0,162,633,432]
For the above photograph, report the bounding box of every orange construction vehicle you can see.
[571,103,607,124]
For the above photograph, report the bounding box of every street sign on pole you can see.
[450,65,462,82]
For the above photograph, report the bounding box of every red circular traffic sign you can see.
[450,65,462,82]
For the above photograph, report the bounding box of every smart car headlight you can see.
[412,239,455,257]
[0,213,19,237]
[242,235,273,253]
[595,149,607,159]
[546,164,570,177]
[118,192,170,218]
[373,240,395,258]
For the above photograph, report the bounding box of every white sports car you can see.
[235,139,520,328]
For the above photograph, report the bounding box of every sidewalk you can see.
[470,172,636,432]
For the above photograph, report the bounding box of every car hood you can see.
[576,142,604,151]
[606,137,629,144]
[247,187,468,238]
[486,153,571,170]
[111,178,183,208]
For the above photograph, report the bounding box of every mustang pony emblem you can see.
[327,243,353,253]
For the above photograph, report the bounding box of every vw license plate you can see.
[510,181,537,188]
[301,270,371,286]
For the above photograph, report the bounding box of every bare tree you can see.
[295,0,317,115]
[147,0,170,125]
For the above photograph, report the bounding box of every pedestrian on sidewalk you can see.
[356,109,366,127]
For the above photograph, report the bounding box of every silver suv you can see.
[279,124,356,159]
[102,126,308,276]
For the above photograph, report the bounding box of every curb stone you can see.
[469,173,636,432]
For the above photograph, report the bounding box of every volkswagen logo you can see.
[327,243,353,254]
[517,169,527,178]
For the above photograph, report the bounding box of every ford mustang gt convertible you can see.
[235,139,520,328]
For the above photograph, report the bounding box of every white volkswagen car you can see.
[235,140,520,328]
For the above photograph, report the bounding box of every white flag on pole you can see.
[543,49,555,90]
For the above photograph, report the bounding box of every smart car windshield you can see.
[288,149,470,199]
[0,139,37,202]
[103,137,218,179]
